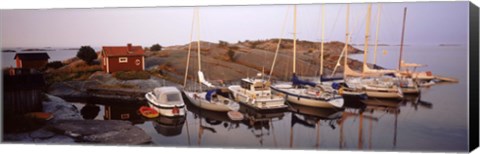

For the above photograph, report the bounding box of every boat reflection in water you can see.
[151,108,186,137]
[95,89,434,149]
[103,104,145,125]
[402,94,433,110]
[103,102,187,137]
[185,97,241,145]
[287,102,343,148]
[338,92,433,150]
[239,105,285,147]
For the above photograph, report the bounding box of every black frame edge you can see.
[469,1,479,152]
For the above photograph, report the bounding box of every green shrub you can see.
[114,71,151,80]
[77,46,97,65]
[150,44,162,51]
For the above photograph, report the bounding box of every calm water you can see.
[42,45,471,152]
[1,47,101,68]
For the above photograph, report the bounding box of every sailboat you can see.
[336,4,403,99]
[393,8,435,82]
[183,8,240,112]
[270,5,344,109]
[365,5,420,94]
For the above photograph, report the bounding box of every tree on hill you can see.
[77,46,97,65]
[150,44,162,51]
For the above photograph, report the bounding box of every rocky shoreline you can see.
[47,72,181,103]
[3,94,152,145]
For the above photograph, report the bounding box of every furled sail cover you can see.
[320,75,343,82]
[292,73,317,87]
[205,89,218,102]
[363,63,397,75]
[198,71,214,87]
[400,60,427,68]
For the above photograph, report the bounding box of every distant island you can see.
[439,44,461,47]
[22,48,55,51]
[64,48,80,50]
[391,44,410,46]
[2,49,16,53]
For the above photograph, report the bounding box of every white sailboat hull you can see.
[401,87,420,94]
[364,88,403,99]
[285,94,344,108]
[271,86,343,109]
[184,91,239,112]
[395,72,435,81]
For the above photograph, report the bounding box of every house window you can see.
[119,57,128,63]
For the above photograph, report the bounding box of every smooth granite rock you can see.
[49,120,151,145]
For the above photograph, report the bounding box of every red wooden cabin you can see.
[101,43,145,73]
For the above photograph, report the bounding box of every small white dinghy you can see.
[145,87,186,117]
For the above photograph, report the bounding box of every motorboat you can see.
[228,75,287,111]
[145,87,186,117]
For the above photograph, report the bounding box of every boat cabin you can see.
[152,87,184,106]
[240,79,271,91]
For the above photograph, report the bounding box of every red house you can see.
[14,53,50,69]
[101,43,145,73]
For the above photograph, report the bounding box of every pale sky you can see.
[0,1,469,48]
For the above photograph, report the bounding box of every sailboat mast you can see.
[343,4,350,79]
[362,4,372,73]
[268,6,290,82]
[320,5,325,76]
[398,7,407,70]
[183,8,197,87]
[268,8,289,81]
[293,5,297,75]
[196,9,202,72]
[195,8,203,92]
[373,4,382,66]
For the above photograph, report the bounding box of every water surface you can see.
[26,45,471,152]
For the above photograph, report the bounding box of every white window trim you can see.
[106,57,110,73]
[119,57,128,63]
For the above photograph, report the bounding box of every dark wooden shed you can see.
[3,69,46,116]
[14,53,50,69]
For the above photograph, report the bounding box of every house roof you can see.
[102,45,145,57]
[14,53,50,60]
